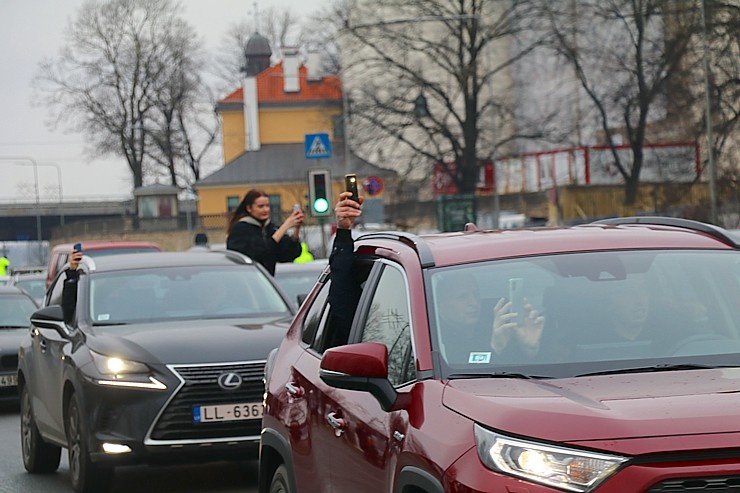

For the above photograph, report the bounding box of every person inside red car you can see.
[435,271,545,363]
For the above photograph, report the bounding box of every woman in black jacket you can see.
[226,189,304,275]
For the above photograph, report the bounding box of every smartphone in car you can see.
[345,173,359,203]
[293,203,301,213]
[508,278,524,325]
[73,242,82,253]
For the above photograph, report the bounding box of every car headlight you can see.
[89,350,166,390]
[91,350,149,375]
[474,424,627,492]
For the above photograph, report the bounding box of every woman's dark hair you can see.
[226,189,268,233]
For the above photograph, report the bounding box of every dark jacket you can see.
[326,228,362,348]
[226,216,301,275]
[61,269,79,325]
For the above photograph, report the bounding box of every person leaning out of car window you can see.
[61,246,84,325]
[226,189,304,276]
[331,191,545,362]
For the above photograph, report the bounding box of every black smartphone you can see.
[345,174,359,203]
[73,242,82,253]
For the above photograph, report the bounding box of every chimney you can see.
[282,46,300,93]
[306,51,323,81]
[243,77,260,151]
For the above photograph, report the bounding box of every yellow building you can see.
[196,34,395,233]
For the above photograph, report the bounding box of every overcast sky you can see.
[0,0,325,204]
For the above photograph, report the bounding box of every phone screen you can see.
[345,174,358,203]
[508,278,524,325]
[73,243,82,252]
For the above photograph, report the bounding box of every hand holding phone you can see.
[345,174,359,203]
[293,204,301,213]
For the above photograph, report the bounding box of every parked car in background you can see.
[0,285,39,402]
[20,251,295,493]
[6,271,47,305]
[45,240,161,288]
[261,217,740,493]
[273,259,328,308]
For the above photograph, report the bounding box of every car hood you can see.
[444,369,740,452]
[84,316,291,365]
[0,328,28,356]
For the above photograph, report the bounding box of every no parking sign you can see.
[362,176,383,196]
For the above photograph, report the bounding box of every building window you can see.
[269,194,282,224]
[332,115,344,139]
[227,196,240,213]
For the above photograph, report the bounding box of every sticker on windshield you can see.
[468,352,491,364]
[97,314,111,321]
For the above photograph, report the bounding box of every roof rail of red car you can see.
[591,216,739,248]
[356,231,435,268]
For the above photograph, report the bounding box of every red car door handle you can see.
[326,412,346,436]
[285,382,304,398]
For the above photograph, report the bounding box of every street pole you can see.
[38,161,64,227]
[3,157,42,243]
[699,0,718,224]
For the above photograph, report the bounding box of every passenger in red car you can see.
[435,272,545,364]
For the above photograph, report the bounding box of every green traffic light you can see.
[313,198,329,213]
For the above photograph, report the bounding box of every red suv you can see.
[261,217,740,493]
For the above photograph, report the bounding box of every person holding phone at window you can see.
[226,189,304,275]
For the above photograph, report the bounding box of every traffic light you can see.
[307,168,331,217]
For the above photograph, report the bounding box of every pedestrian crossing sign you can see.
[304,133,332,159]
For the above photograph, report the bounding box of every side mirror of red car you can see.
[319,342,399,412]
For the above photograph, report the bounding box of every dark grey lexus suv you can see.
[18,251,295,493]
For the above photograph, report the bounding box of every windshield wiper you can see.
[0,325,30,329]
[448,372,551,380]
[576,363,724,377]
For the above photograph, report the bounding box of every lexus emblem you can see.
[217,372,243,390]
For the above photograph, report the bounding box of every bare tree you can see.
[538,0,704,206]
[339,0,547,194]
[144,47,219,189]
[33,0,212,193]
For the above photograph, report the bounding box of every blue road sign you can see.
[305,133,332,159]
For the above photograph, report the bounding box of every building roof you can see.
[195,142,396,188]
[217,63,342,109]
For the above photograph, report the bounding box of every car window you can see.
[429,250,740,376]
[13,278,46,301]
[302,280,330,348]
[88,265,291,324]
[47,273,67,308]
[0,295,38,327]
[359,263,415,387]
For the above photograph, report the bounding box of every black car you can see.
[0,285,39,402]
[18,251,295,493]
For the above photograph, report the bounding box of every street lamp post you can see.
[3,156,42,242]
[36,162,64,227]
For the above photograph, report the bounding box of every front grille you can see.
[648,476,740,492]
[1,354,18,371]
[149,361,265,442]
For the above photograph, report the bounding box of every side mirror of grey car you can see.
[30,305,70,338]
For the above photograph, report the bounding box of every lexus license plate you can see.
[193,402,263,423]
[0,374,18,387]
